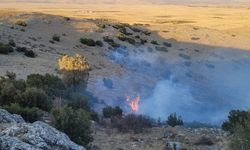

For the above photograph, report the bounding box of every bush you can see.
[103,36,120,48]
[0,43,14,54]
[167,113,184,127]
[95,40,103,47]
[15,20,27,27]
[16,47,27,52]
[3,103,42,122]
[97,24,105,29]
[80,38,96,46]
[222,110,249,133]
[52,34,60,42]
[52,107,93,147]
[151,40,159,45]
[102,106,123,118]
[8,39,16,47]
[19,87,52,111]
[113,114,154,133]
[24,50,36,58]
[103,106,113,118]
[26,73,66,96]
[194,136,214,145]
[67,93,90,111]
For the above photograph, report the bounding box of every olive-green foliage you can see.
[0,43,14,54]
[3,103,42,123]
[63,71,89,89]
[20,87,52,112]
[26,73,66,96]
[229,111,250,150]
[52,107,93,147]
[167,113,184,127]
[67,93,90,111]
[80,38,96,46]
[103,36,120,48]
[222,110,249,133]
[102,106,123,118]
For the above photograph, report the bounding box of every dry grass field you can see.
[1,3,250,49]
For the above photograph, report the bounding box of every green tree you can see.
[67,93,90,111]
[167,113,184,127]
[222,110,249,133]
[102,106,113,118]
[20,87,52,111]
[52,107,93,147]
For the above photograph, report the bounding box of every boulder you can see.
[0,109,86,150]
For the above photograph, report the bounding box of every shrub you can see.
[24,50,36,58]
[67,93,90,111]
[52,107,93,147]
[151,40,159,45]
[103,36,120,48]
[80,38,96,46]
[19,87,52,111]
[16,47,27,52]
[163,42,172,47]
[0,43,14,54]
[113,106,123,117]
[194,136,214,145]
[8,39,16,47]
[97,23,105,29]
[95,40,103,47]
[3,103,42,122]
[64,17,71,21]
[167,113,184,127]
[26,73,65,96]
[52,34,60,42]
[15,20,27,27]
[222,110,249,133]
[114,114,154,133]
[117,34,136,45]
[103,106,113,118]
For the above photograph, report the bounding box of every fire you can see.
[126,95,140,112]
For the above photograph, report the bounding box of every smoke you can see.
[90,46,250,124]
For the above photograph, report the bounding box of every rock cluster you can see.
[0,109,85,150]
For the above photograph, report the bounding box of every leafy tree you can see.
[52,107,93,147]
[222,110,249,133]
[19,87,52,111]
[167,113,184,127]
[58,54,91,88]
[230,111,250,150]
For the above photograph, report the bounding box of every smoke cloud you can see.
[90,46,250,124]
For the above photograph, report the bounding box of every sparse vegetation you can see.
[151,40,159,45]
[8,39,16,47]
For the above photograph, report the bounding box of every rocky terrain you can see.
[0,109,85,150]
[91,123,230,150]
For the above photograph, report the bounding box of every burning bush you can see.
[167,113,184,127]
[58,54,91,88]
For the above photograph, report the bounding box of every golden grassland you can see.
[1,2,250,50]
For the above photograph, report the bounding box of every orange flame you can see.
[126,95,140,112]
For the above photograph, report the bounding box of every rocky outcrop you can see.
[0,109,86,150]
[0,109,25,123]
